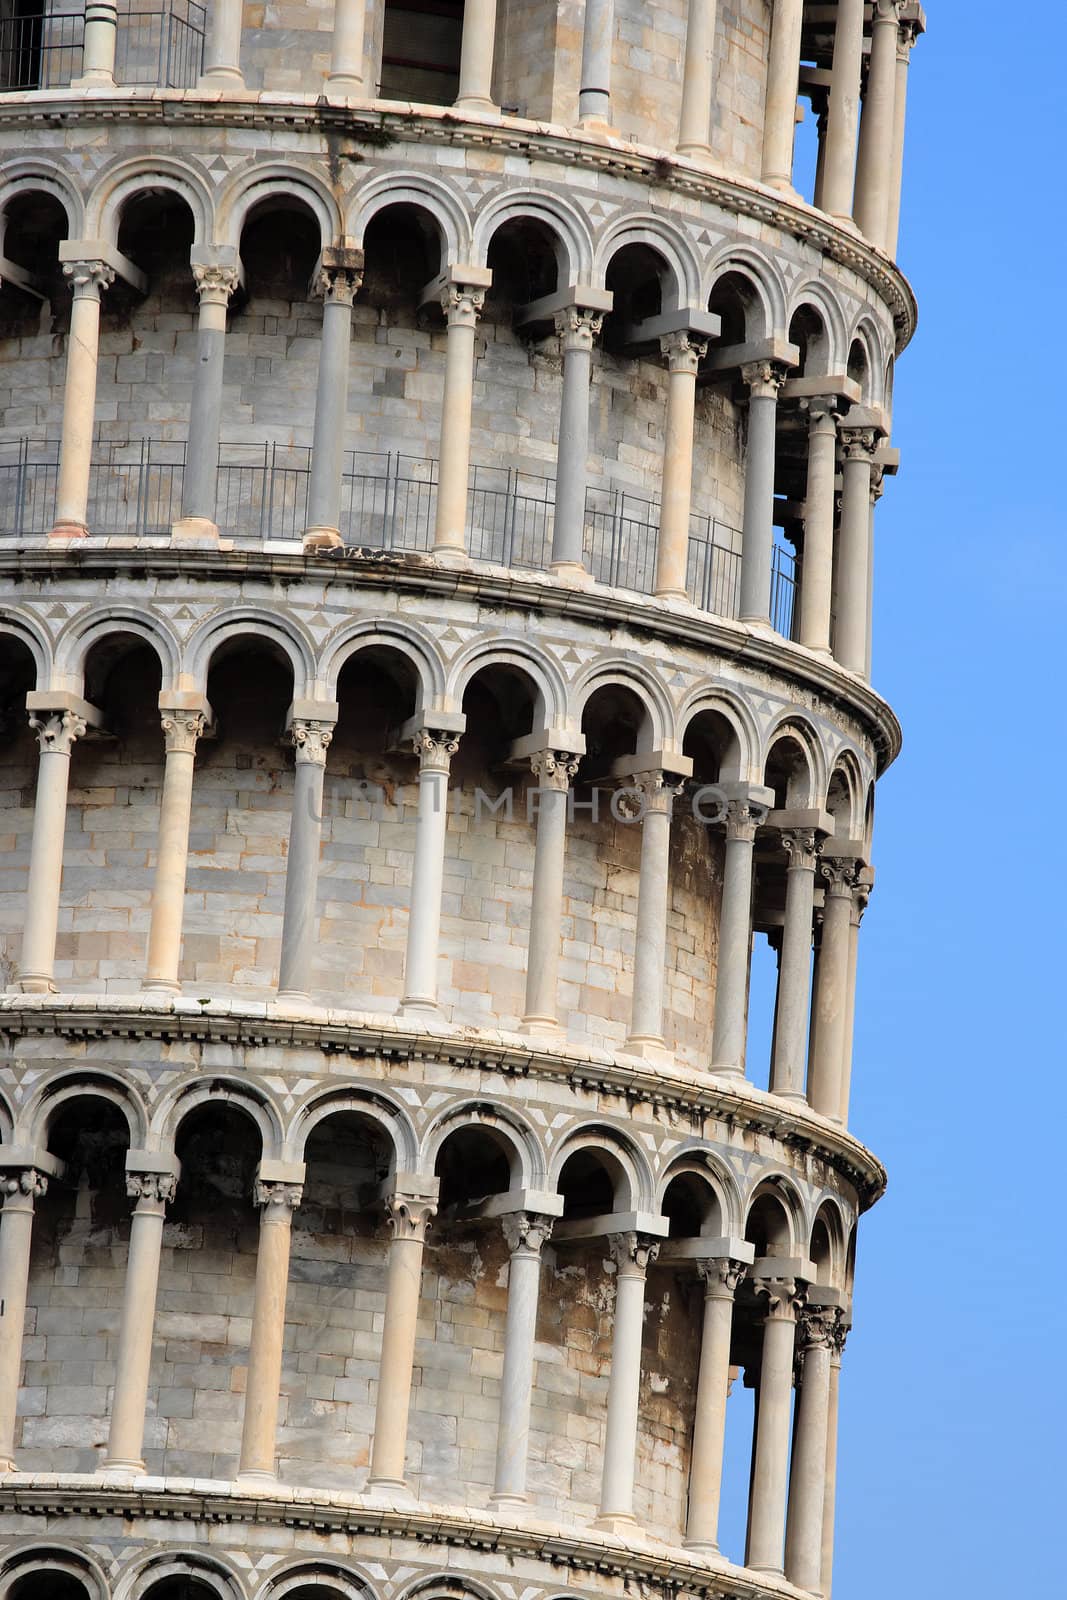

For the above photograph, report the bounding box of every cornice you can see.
[0,1473,814,1599]
[0,546,904,772]
[0,993,888,1208]
[0,91,918,351]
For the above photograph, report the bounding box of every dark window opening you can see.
[380,0,464,106]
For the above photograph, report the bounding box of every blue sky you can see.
[812,6,1066,1594]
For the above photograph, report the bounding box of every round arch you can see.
[572,658,674,750]
[0,610,52,686]
[112,1550,246,1600]
[217,163,343,251]
[53,608,181,696]
[677,687,761,784]
[549,1121,656,1212]
[825,748,865,838]
[762,713,828,808]
[809,1195,849,1285]
[445,638,567,728]
[87,156,214,248]
[319,619,444,707]
[348,171,470,263]
[594,212,701,308]
[185,609,316,698]
[0,1543,108,1600]
[287,1086,418,1173]
[19,1069,148,1150]
[847,316,887,405]
[786,278,848,372]
[395,1577,500,1600]
[151,1075,284,1158]
[472,188,594,283]
[656,1145,742,1235]
[704,245,788,338]
[0,163,84,236]
[257,1565,376,1600]
[422,1098,545,1190]
[743,1173,806,1256]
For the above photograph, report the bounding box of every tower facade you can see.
[0,4,922,1599]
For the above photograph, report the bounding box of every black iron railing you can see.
[0,436,797,637]
[0,2,205,92]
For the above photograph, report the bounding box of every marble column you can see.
[835,426,877,674]
[238,1178,303,1483]
[855,0,902,248]
[596,1231,660,1531]
[521,750,579,1032]
[579,0,615,125]
[0,1167,49,1473]
[821,0,865,224]
[796,402,838,655]
[866,467,883,680]
[711,796,768,1076]
[839,876,870,1126]
[327,0,368,94]
[747,1278,803,1574]
[887,19,921,258]
[770,827,819,1101]
[143,707,208,994]
[785,1306,838,1590]
[73,1,118,86]
[684,1257,746,1552]
[176,261,239,538]
[550,307,603,576]
[200,0,244,86]
[677,0,719,155]
[761,0,805,190]
[491,1212,554,1505]
[19,708,88,993]
[433,282,486,556]
[305,258,363,551]
[625,771,685,1054]
[102,1167,178,1471]
[50,259,115,540]
[655,330,709,601]
[368,1191,437,1490]
[278,718,335,1001]
[455,0,498,111]
[401,726,461,1015]
[739,360,788,624]
[821,1317,849,1598]
[808,858,857,1120]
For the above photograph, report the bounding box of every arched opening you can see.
[763,733,811,810]
[0,187,67,329]
[0,189,68,533]
[379,0,465,105]
[434,1121,517,1212]
[0,631,38,985]
[809,1207,837,1286]
[8,1571,92,1600]
[707,270,764,349]
[557,1145,625,1222]
[788,305,831,380]
[661,1170,724,1239]
[141,1578,226,1600]
[826,766,855,841]
[847,338,870,404]
[745,1190,793,1260]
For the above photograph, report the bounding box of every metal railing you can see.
[0,2,205,92]
[0,436,797,636]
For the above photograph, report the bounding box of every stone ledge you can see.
[0,992,887,1208]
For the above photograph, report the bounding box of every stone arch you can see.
[19,1069,148,1149]
[472,187,594,283]
[594,211,701,308]
[0,1090,14,1145]
[445,637,567,727]
[0,1543,108,1600]
[657,1146,742,1235]
[151,1074,284,1158]
[257,1565,376,1600]
[847,316,886,405]
[422,1098,545,1190]
[705,245,788,338]
[395,1577,500,1600]
[287,1086,418,1173]
[185,609,315,698]
[809,1196,849,1285]
[572,657,674,750]
[0,162,84,236]
[113,1550,247,1600]
[0,610,51,685]
[762,713,827,807]
[677,686,761,783]
[53,607,181,696]
[825,748,865,839]
[549,1122,655,1212]
[87,155,214,248]
[786,278,848,372]
[743,1173,805,1256]
[319,619,444,706]
[217,162,344,251]
[348,170,470,263]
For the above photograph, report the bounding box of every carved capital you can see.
[660,329,708,375]
[29,708,87,756]
[698,1257,748,1297]
[529,749,580,793]
[501,1211,555,1256]
[442,284,486,328]
[62,259,115,299]
[413,728,461,770]
[314,264,363,306]
[619,770,686,817]
[754,1276,805,1320]
[820,857,859,899]
[191,261,240,307]
[780,826,820,872]
[839,425,879,463]
[898,15,922,58]
[740,359,790,399]
[873,0,902,24]
[385,1192,437,1242]
[160,709,206,756]
[725,796,769,843]
[254,1179,303,1211]
[290,718,335,767]
[799,1304,841,1352]
[1,1168,49,1201]
[127,1171,177,1206]
[608,1230,660,1275]
[554,306,603,353]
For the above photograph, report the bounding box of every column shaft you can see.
[770,829,818,1100]
[685,1263,743,1551]
[19,711,86,994]
[103,1174,175,1471]
[52,261,114,539]
[835,433,875,673]
[328,0,367,93]
[785,1313,836,1590]
[278,721,334,999]
[306,264,361,549]
[747,1284,800,1573]
[839,882,868,1125]
[75,1,118,85]
[401,730,459,1013]
[368,1195,436,1489]
[0,1174,46,1473]
[796,405,837,654]
[597,1234,658,1527]
[238,1182,301,1482]
[550,309,600,574]
[739,363,785,624]
[626,777,678,1051]
[455,0,498,111]
[808,862,856,1119]
[201,0,244,85]
[887,23,919,257]
[821,0,865,222]
[433,286,485,555]
[854,1,901,248]
[491,1214,552,1504]
[522,754,577,1031]
[711,802,764,1075]
[761,0,805,188]
[179,265,237,532]
[144,711,205,993]
[678,0,719,154]
[821,1339,845,1597]
[655,332,707,600]
[579,0,615,125]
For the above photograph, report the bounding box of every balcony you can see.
[0,435,799,636]
[0,1,205,92]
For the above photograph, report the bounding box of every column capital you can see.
[798,1304,842,1353]
[0,1167,50,1202]
[898,16,923,60]
[872,0,903,23]
[501,1211,555,1255]
[385,1191,438,1242]
[740,359,791,399]
[191,261,240,306]
[126,1170,177,1206]
[529,748,580,792]
[697,1257,748,1297]
[314,263,364,306]
[290,718,335,767]
[608,1230,661,1275]
[780,826,821,872]
[754,1276,805,1321]
[618,769,688,817]
[413,726,462,771]
[160,708,207,756]
[851,870,874,925]
[660,329,709,374]
[62,258,116,298]
[441,283,486,327]
[839,424,880,461]
[29,707,87,755]
[254,1179,303,1211]
[820,856,859,898]
[554,305,604,352]
[725,796,770,843]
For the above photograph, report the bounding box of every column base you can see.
[770,1086,808,1105]
[303,525,344,552]
[622,1035,670,1064]
[676,141,712,158]
[325,74,365,96]
[198,68,246,89]
[683,1536,721,1556]
[0,1457,16,1475]
[399,999,441,1023]
[18,973,57,995]
[48,520,88,542]
[171,515,220,544]
[829,212,862,235]
[488,1490,529,1510]
[653,586,691,604]
[454,96,499,114]
[99,1456,145,1475]
[432,543,470,568]
[593,1512,638,1536]
[366,1475,413,1498]
[517,1015,563,1040]
[236,1468,278,1487]
[142,979,181,996]
[549,560,593,587]
[276,988,313,1006]
[763,175,802,198]
[710,1061,746,1080]
[71,72,116,89]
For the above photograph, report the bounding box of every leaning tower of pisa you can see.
[0,3,923,1598]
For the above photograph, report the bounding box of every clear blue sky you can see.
[817,7,1066,1594]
